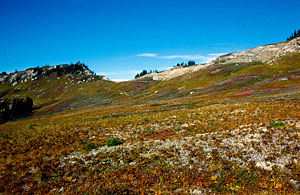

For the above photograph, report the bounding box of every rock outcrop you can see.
[0,62,94,85]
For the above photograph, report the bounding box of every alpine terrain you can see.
[0,38,300,194]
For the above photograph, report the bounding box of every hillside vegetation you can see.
[0,39,300,194]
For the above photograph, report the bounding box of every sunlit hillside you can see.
[0,39,300,194]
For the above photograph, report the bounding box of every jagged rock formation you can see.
[0,62,95,86]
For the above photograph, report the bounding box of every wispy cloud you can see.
[159,55,209,60]
[135,53,226,63]
[208,53,228,56]
[136,53,207,60]
[97,70,141,76]
[111,79,129,82]
[135,53,157,57]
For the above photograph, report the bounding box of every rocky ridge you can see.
[0,62,95,86]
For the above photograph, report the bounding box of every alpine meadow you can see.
[1,37,300,194]
[1,0,300,194]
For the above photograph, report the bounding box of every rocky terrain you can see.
[0,38,300,194]
[214,37,300,65]
[0,62,95,86]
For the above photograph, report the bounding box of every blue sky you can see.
[0,0,299,81]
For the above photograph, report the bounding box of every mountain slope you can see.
[215,37,300,64]
[0,38,300,115]
[0,38,300,194]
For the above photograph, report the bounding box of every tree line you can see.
[174,61,196,67]
[0,97,33,124]
[287,29,300,41]
[135,69,158,78]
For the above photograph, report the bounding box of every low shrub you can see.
[107,138,122,147]
[270,121,285,128]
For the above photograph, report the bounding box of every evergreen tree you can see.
[142,70,147,76]
[1,97,33,123]
[287,29,300,41]
[188,61,196,66]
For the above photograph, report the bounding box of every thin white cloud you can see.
[136,53,157,57]
[159,55,209,60]
[208,53,228,56]
[97,70,141,76]
[111,79,129,82]
[135,53,222,63]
